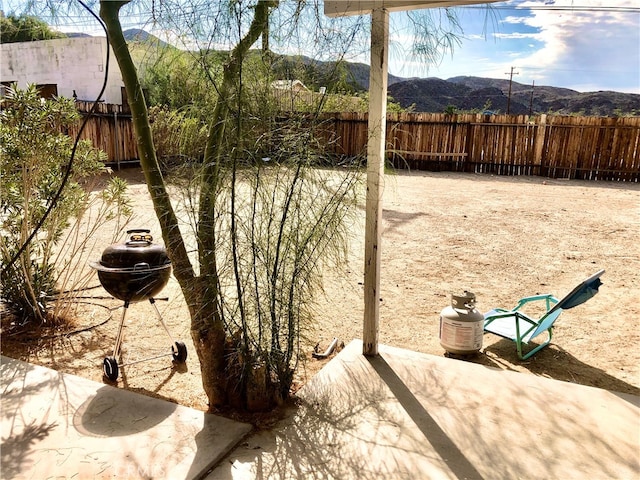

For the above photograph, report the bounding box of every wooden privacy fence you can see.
[71,101,138,169]
[72,102,640,181]
[315,112,640,182]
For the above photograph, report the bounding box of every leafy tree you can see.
[139,47,221,116]
[5,0,474,413]
[444,105,458,114]
[0,12,65,43]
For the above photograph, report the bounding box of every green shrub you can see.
[148,106,209,170]
[0,85,131,324]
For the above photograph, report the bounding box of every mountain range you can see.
[387,75,640,116]
[328,59,639,116]
[123,28,169,48]
[265,53,639,117]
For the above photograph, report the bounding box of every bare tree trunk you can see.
[99,2,193,286]
[100,1,229,410]
[101,0,279,412]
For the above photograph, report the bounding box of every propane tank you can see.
[439,291,484,355]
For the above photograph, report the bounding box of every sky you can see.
[385,0,640,93]
[5,0,639,94]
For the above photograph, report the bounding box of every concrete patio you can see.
[1,356,251,479]
[205,340,639,479]
[2,340,639,479]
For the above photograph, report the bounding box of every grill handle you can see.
[126,229,153,245]
[133,262,151,270]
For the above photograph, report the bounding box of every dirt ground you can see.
[2,168,639,413]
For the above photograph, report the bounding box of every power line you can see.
[33,4,640,21]
[462,5,640,13]
[505,66,519,114]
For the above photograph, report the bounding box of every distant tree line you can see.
[0,13,65,43]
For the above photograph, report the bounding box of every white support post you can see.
[363,6,389,356]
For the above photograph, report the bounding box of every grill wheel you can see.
[172,341,188,363]
[103,357,119,381]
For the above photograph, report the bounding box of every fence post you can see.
[113,110,120,170]
[465,116,475,171]
[533,114,547,175]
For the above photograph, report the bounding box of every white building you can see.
[271,79,310,93]
[0,36,124,104]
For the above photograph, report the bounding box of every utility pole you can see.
[529,80,535,116]
[505,66,519,114]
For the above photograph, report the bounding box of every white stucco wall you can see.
[0,36,124,104]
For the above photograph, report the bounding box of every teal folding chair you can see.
[483,270,604,360]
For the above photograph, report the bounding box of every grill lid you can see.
[97,229,171,270]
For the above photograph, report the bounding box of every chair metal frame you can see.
[483,270,604,360]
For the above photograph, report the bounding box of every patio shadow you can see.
[482,338,640,397]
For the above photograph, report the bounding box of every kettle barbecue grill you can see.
[90,229,187,381]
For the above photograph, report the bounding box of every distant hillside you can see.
[123,29,169,49]
[289,63,639,116]
[387,75,640,116]
[269,55,406,93]
[63,29,169,47]
[329,60,407,89]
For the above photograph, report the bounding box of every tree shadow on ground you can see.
[382,208,428,235]
[114,359,191,406]
[460,338,640,397]
[1,358,64,478]
[206,340,639,479]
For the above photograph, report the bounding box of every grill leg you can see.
[112,301,130,360]
[149,298,188,363]
[149,298,176,345]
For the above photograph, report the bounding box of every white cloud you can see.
[387,1,638,92]
[503,0,640,91]
[493,32,538,39]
